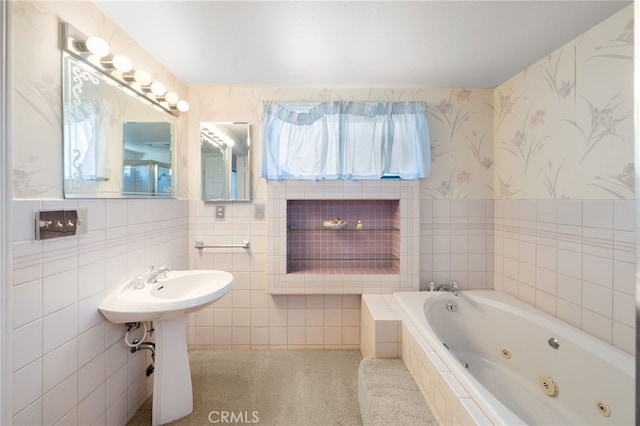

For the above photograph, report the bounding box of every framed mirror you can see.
[62,52,176,198]
[201,122,251,201]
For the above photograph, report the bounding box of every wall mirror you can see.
[201,122,251,201]
[122,122,173,195]
[62,51,176,198]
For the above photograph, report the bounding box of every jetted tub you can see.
[394,290,634,425]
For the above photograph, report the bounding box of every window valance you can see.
[261,101,430,180]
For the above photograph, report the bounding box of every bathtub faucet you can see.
[436,281,461,297]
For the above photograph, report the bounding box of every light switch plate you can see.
[215,205,226,219]
[254,203,265,219]
[35,208,87,240]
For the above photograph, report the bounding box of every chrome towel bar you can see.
[194,240,250,250]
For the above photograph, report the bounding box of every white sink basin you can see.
[98,269,234,425]
[99,269,234,323]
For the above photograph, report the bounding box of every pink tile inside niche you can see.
[287,200,400,274]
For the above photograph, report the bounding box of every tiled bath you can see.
[361,294,492,425]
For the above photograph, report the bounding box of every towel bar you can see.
[194,240,250,249]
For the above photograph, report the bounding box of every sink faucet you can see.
[436,281,461,297]
[149,266,172,283]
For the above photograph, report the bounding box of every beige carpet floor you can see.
[128,350,363,426]
[358,358,437,426]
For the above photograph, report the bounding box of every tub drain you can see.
[501,349,512,359]
[596,401,611,417]
[539,375,559,397]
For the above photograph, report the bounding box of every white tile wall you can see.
[11,199,189,424]
[42,339,77,394]
[187,194,634,355]
[494,199,635,355]
[420,199,494,290]
[11,192,634,425]
[189,200,362,350]
[42,373,77,425]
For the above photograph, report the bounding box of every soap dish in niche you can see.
[323,219,347,230]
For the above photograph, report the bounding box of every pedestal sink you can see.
[99,270,234,425]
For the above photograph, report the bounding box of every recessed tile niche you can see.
[287,199,400,274]
[266,180,420,294]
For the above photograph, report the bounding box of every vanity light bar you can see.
[201,132,225,149]
[60,22,189,116]
[201,124,234,146]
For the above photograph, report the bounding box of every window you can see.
[262,101,430,180]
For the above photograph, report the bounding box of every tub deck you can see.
[360,293,493,425]
[361,290,634,426]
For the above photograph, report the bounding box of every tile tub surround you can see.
[361,295,491,425]
[493,199,635,355]
[420,199,494,291]
[267,180,420,294]
[287,199,400,274]
[360,295,402,359]
[190,195,635,353]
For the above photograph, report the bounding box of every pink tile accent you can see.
[287,200,401,274]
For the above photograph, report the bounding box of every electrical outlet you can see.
[254,203,265,219]
[215,205,226,219]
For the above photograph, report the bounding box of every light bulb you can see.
[85,36,109,57]
[100,54,132,73]
[177,100,189,112]
[134,70,151,86]
[150,82,166,96]
[112,55,132,72]
[165,91,179,105]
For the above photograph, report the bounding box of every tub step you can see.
[358,358,437,426]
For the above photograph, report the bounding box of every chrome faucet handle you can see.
[451,280,458,288]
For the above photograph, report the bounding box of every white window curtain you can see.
[262,101,430,180]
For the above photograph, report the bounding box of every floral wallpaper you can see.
[11,2,632,203]
[423,89,494,199]
[191,4,633,203]
[494,5,633,200]
[188,87,495,201]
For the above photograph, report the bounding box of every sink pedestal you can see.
[152,316,193,425]
[97,270,235,424]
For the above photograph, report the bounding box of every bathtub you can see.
[394,290,634,425]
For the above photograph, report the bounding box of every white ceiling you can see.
[93,1,631,89]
